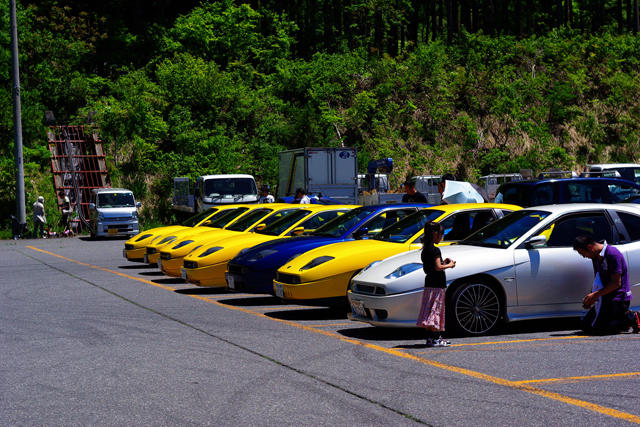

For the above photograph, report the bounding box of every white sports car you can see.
[347,204,640,335]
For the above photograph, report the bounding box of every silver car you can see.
[347,204,640,335]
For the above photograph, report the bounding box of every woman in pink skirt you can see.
[417,220,456,347]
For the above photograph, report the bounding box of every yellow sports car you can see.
[158,204,303,277]
[182,205,358,287]
[123,207,225,262]
[144,204,264,265]
[273,203,522,307]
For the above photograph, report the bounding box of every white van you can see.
[88,188,141,238]
[585,163,640,184]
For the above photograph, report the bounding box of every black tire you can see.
[448,280,502,336]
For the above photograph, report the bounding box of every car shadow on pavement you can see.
[175,288,228,295]
[219,296,284,307]
[152,278,188,285]
[118,264,155,270]
[138,271,165,276]
[266,307,350,321]
[338,317,583,344]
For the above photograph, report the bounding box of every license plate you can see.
[227,274,235,290]
[350,299,367,317]
[144,254,148,264]
[157,259,162,270]
[108,228,118,235]
[123,249,126,258]
[275,282,284,298]
[181,268,187,280]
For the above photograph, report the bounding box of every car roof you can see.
[499,177,640,186]
[424,202,522,212]
[521,203,640,214]
[91,188,132,194]
[200,174,255,179]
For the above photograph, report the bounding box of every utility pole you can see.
[10,0,25,223]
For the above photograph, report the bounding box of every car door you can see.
[612,210,640,290]
[513,211,615,311]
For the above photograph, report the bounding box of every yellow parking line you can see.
[27,246,640,424]
[310,323,354,328]
[514,372,640,385]
[452,336,585,346]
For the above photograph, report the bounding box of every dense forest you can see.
[2,0,640,233]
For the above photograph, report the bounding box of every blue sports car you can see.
[225,204,432,295]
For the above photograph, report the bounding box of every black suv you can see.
[495,177,640,207]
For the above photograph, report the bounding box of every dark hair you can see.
[295,187,306,195]
[423,220,444,248]
[260,185,270,192]
[573,235,596,251]
[441,173,456,182]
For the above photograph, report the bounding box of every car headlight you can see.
[362,260,382,273]
[199,246,223,257]
[98,212,104,220]
[248,249,278,263]
[300,256,334,271]
[132,211,138,219]
[171,240,194,250]
[384,263,423,279]
[135,233,152,242]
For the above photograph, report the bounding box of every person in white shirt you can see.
[293,188,311,204]
[259,185,274,203]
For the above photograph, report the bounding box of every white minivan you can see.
[88,188,141,238]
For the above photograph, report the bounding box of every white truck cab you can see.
[88,188,141,238]
[173,174,259,213]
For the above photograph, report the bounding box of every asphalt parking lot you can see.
[2,236,639,426]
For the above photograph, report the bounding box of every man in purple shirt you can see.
[573,235,634,334]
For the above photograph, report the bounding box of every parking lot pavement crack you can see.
[20,249,433,426]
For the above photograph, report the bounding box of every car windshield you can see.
[97,192,135,208]
[225,208,273,231]
[256,209,313,236]
[373,209,445,243]
[181,208,220,227]
[310,207,376,237]
[202,207,251,228]
[458,210,551,249]
[203,178,257,198]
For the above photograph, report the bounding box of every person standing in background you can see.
[32,196,46,239]
[259,185,274,203]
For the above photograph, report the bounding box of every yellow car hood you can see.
[184,233,279,267]
[280,239,419,283]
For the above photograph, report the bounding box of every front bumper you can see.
[124,247,146,261]
[225,270,275,294]
[275,271,354,302]
[158,255,185,277]
[184,261,228,287]
[96,220,139,237]
[346,288,425,328]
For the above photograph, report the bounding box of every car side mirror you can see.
[88,203,95,210]
[291,226,305,236]
[254,223,267,231]
[136,202,141,208]
[353,228,369,239]
[524,235,547,249]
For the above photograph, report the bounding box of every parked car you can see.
[347,203,640,336]
[494,177,640,207]
[182,205,359,287]
[123,207,224,261]
[157,204,303,277]
[273,203,521,307]
[88,188,141,238]
[225,204,433,295]
[585,163,640,184]
[143,205,262,265]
